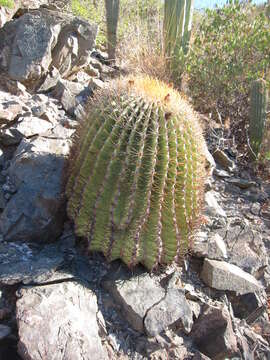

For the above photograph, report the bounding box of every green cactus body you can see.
[66,76,206,270]
[249,79,269,158]
[163,0,194,73]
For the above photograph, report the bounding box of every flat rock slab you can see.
[103,269,165,333]
[17,281,108,360]
[0,242,65,285]
[201,259,262,295]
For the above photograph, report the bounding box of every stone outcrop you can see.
[0,7,98,90]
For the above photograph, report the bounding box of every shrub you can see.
[0,0,14,8]
[186,1,270,115]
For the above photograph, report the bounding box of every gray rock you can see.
[0,127,23,145]
[226,226,268,275]
[201,259,262,295]
[12,115,54,137]
[191,304,238,360]
[213,149,235,171]
[0,8,98,90]
[51,79,92,115]
[0,324,11,340]
[17,281,108,360]
[205,191,227,218]
[226,178,257,189]
[144,284,193,337]
[103,269,165,333]
[192,233,227,260]
[0,242,65,285]
[0,136,71,242]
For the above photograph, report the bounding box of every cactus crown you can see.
[66,76,206,270]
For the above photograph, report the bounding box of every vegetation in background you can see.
[0,0,14,8]
[187,1,270,112]
[70,0,270,163]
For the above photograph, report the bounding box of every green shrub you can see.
[0,0,14,8]
[186,1,270,113]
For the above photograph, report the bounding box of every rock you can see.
[37,67,61,92]
[89,77,105,91]
[226,225,268,275]
[201,259,262,295]
[0,127,23,145]
[208,234,227,259]
[226,178,257,189]
[0,135,70,242]
[51,78,92,115]
[11,115,53,138]
[144,275,193,337]
[0,8,98,90]
[103,267,165,333]
[213,149,235,171]
[0,242,65,285]
[85,63,100,78]
[16,281,108,360]
[213,168,231,178]
[191,304,238,359]
[205,191,227,218]
[228,292,263,319]
[192,233,227,260]
[0,96,25,124]
[0,324,11,340]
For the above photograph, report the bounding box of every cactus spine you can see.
[163,0,194,72]
[249,79,269,158]
[66,76,206,270]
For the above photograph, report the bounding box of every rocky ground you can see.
[0,1,269,360]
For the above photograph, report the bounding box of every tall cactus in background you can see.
[66,76,206,270]
[105,0,120,63]
[249,79,269,158]
[163,0,194,72]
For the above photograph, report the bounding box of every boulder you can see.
[0,8,98,90]
[16,280,108,360]
[201,259,262,295]
[0,135,71,242]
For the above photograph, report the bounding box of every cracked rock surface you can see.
[16,278,108,360]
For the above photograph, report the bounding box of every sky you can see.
[194,0,266,9]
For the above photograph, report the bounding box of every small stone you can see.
[226,178,257,189]
[201,259,262,295]
[208,234,227,260]
[213,168,231,178]
[205,191,227,218]
[0,324,11,340]
[213,149,235,171]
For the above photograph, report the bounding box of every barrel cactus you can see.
[66,76,206,270]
